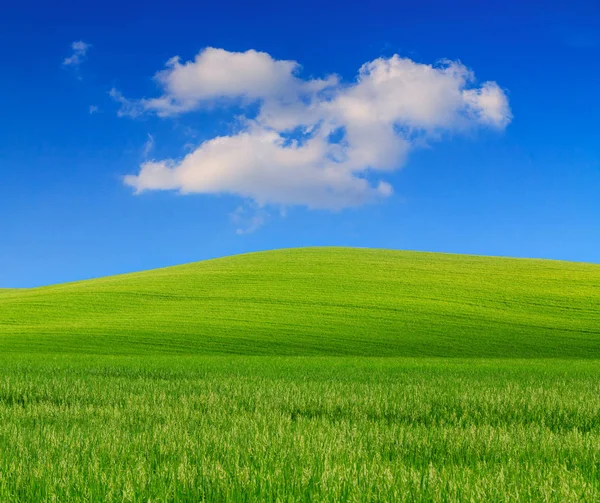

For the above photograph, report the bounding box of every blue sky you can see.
[1,0,598,287]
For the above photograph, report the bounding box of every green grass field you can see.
[1,248,599,501]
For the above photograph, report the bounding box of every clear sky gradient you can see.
[1,0,599,287]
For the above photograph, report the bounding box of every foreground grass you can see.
[0,355,599,502]
[1,248,599,357]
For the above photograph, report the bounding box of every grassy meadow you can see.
[1,248,599,501]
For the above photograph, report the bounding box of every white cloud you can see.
[125,127,393,209]
[89,105,99,114]
[120,48,512,209]
[63,41,91,67]
[143,49,300,115]
[114,48,337,118]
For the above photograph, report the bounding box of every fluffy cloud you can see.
[142,49,304,115]
[120,48,512,209]
[63,41,90,67]
[125,127,393,209]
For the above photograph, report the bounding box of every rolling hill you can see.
[1,247,598,357]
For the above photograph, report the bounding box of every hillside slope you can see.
[1,248,598,357]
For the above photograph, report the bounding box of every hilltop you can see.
[1,248,598,357]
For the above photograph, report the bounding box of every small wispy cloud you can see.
[109,88,142,117]
[142,134,154,158]
[63,41,91,67]
[231,204,270,235]
[89,105,100,114]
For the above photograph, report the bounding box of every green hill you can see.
[1,247,598,357]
